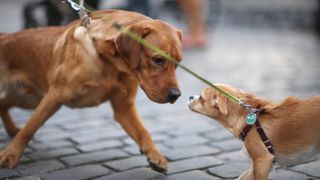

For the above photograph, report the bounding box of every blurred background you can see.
[1,0,320,179]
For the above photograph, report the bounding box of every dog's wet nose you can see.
[167,88,181,103]
[189,96,194,101]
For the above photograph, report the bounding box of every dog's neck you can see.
[221,114,248,139]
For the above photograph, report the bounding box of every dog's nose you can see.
[167,88,181,103]
[189,96,194,101]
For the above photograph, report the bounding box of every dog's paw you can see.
[146,149,168,174]
[0,144,23,168]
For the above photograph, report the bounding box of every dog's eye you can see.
[152,56,166,66]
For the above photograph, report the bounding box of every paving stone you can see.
[93,167,163,180]
[30,140,75,151]
[216,150,251,163]
[70,130,127,144]
[165,145,221,161]
[269,169,312,180]
[42,164,111,180]
[29,147,79,160]
[208,162,251,178]
[290,160,320,177]
[61,149,129,166]
[17,160,65,175]
[60,119,108,131]
[210,139,243,152]
[77,139,123,152]
[167,156,224,174]
[105,156,149,171]
[34,130,72,142]
[122,133,169,145]
[164,135,209,148]
[122,144,171,156]
[0,168,20,179]
[13,176,42,180]
[167,123,218,137]
[145,123,176,134]
[152,170,220,180]
[203,129,234,141]
[20,156,33,164]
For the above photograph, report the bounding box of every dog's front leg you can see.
[0,89,63,168]
[252,155,274,180]
[111,95,168,173]
[238,165,253,180]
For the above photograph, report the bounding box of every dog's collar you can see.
[239,111,275,155]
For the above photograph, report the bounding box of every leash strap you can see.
[239,112,275,155]
[66,0,91,27]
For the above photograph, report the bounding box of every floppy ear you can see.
[176,30,182,42]
[94,38,117,59]
[215,94,229,115]
[114,24,151,69]
[242,94,272,112]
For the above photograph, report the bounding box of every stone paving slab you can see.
[167,156,224,174]
[61,149,129,166]
[104,156,149,171]
[152,170,220,180]
[208,162,251,178]
[93,168,163,180]
[290,160,320,178]
[165,145,221,161]
[42,164,111,180]
[16,160,65,175]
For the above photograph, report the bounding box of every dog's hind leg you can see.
[0,89,63,168]
[0,108,20,137]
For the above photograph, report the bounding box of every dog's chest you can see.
[65,82,113,108]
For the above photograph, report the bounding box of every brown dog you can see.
[188,83,320,179]
[0,10,183,172]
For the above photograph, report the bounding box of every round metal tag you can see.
[246,113,257,125]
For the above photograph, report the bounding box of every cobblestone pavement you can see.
[1,1,320,180]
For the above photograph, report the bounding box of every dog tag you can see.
[246,113,256,125]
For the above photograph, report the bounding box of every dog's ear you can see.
[176,30,182,42]
[115,24,151,69]
[215,94,229,115]
[242,93,272,112]
[93,38,117,59]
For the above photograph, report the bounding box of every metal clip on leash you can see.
[239,100,261,125]
[66,0,91,28]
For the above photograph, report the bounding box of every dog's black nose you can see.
[189,96,194,101]
[167,88,181,103]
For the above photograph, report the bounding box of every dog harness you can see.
[239,110,275,154]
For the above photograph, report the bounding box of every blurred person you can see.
[128,0,150,16]
[177,0,207,49]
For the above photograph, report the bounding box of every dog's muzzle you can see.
[167,88,181,104]
[188,95,199,107]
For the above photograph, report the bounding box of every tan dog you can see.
[188,83,320,179]
[0,10,183,172]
